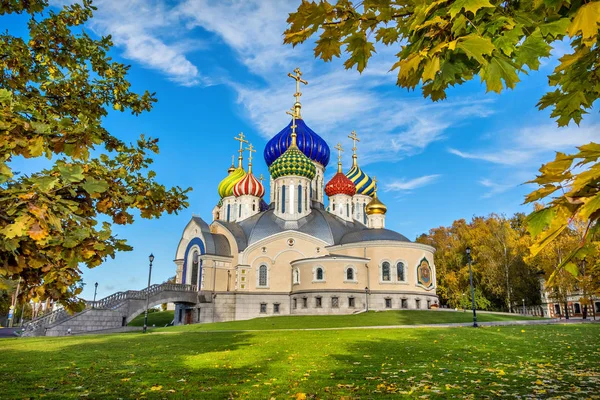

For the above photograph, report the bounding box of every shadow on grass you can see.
[0,331,260,399]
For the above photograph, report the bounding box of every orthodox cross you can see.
[245,143,256,172]
[234,132,248,168]
[334,142,344,173]
[258,174,265,183]
[286,107,298,146]
[348,130,360,166]
[288,67,308,117]
[373,176,378,195]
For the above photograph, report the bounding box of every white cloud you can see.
[62,0,495,164]
[384,175,441,192]
[448,148,532,165]
[54,0,203,86]
[479,179,514,198]
[450,121,600,166]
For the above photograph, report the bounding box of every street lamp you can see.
[93,282,98,308]
[365,287,369,312]
[466,247,478,327]
[522,298,526,315]
[143,253,155,334]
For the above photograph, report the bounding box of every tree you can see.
[418,213,542,312]
[0,1,190,311]
[284,0,600,273]
[285,0,599,127]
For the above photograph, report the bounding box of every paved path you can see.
[152,318,599,335]
[0,328,20,338]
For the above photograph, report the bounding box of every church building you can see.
[174,68,438,324]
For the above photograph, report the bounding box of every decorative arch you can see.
[182,238,205,285]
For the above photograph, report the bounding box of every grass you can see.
[163,309,541,332]
[1,317,598,399]
[128,311,174,327]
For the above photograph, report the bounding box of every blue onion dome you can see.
[346,165,376,196]
[269,142,316,180]
[264,119,330,167]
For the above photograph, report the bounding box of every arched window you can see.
[346,267,354,281]
[293,268,300,284]
[238,203,242,218]
[362,203,367,224]
[397,262,405,282]
[382,261,391,281]
[191,250,199,286]
[258,265,268,287]
[227,204,231,222]
[346,203,350,217]
[253,201,256,211]
[298,185,303,213]
[316,267,324,281]
[332,201,336,211]
[281,185,286,213]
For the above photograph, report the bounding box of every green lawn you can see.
[1,322,598,399]
[128,310,174,327]
[164,310,541,332]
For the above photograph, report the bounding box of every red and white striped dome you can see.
[233,172,265,198]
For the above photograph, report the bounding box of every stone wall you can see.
[44,309,127,337]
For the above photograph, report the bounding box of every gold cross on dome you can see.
[334,142,344,173]
[259,174,264,183]
[234,132,248,168]
[245,143,256,172]
[286,107,298,146]
[288,67,308,104]
[348,130,360,166]
[373,176,378,195]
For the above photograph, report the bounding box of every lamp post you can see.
[93,282,98,308]
[365,287,369,312]
[522,298,526,315]
[143,253,155,334]
[466,247,478,327]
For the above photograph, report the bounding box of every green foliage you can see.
[524,146,600,284]
[284,0,599,126]
[0,1,190,310]
[417,213,542,312]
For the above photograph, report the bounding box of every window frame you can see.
[259,303,267,313]
[313,265,326,282]
[395,260,407,283]
[257,264,269,288]
[344,265,357,283]
[380,260,392,283]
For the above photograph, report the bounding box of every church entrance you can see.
[184,309,193,325]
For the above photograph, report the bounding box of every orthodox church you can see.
[174,69,437,324]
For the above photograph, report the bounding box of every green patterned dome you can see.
[269,145,316,180]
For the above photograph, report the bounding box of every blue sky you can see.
[6,1,600,300]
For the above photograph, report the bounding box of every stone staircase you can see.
[23,283,198,337]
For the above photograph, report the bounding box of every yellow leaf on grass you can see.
[150,385,162,391]
[295,393,307,400]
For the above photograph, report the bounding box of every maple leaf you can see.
[343,32,376,73]
[567,2,600,43]
[456,35,495,64]
[480,55,520,93]
[449,0,495,19]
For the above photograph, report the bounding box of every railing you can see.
[24,283,198,334]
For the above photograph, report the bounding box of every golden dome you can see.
[366,189,387,215]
